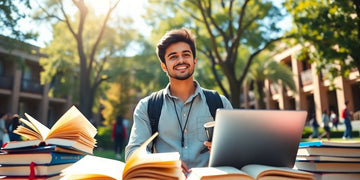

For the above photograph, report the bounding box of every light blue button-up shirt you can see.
[125,81,233,168]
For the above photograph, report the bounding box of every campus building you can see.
[0,36,72,127]
[241,44,360,122]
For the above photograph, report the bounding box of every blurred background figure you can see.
[112,115,127,159]
[342,100,353,139]
[319,109,330,140]
[0,112,9,145]
[308,113,319,140]
[8,114,21,141]
[330,110,338,131]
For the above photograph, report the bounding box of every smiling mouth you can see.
[174,64,189,70]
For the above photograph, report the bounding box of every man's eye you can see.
[169,56,177,60]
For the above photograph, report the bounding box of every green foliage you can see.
[246,51,296,108]
[285,0,360,84]
[144,0,288,107]
[39,22,79,98]
[37,1,139,116]
[95,126,113,150]
[0,0,37,40]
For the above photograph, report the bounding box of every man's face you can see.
[161,42,196,80]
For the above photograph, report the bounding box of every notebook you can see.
[208,109,307,170]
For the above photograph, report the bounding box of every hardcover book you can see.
[0,163,74,176]
[296,140,360,176]
[294,161,360,173]
[0,151,83,165]
[0,145,83,154]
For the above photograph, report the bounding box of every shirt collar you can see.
[164,81,203,103]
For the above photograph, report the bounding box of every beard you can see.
[166,63,194,80]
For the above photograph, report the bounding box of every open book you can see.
[1,106,97,154]
[60,132,185,180]
[188,165,314,180]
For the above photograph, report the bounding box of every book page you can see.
[61,132,184,180]
[23,113,51,140]
[188,166,252,180]
[122,132,184,179]
[241,164,314,180]
[13,124,43,140]
[47,106,97,140]
[60,155,125,179]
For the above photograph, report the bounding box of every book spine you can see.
[50,152,84,164]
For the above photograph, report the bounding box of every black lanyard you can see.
[172,97,195,147]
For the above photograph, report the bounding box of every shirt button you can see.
[184,129,187,133]
[183,113,186,117]
[185,146,188,149]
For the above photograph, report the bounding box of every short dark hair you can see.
[156,28,196,64]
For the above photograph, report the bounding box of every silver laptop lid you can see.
[209,109,307,169]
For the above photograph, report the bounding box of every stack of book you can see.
[295,141,360,180]
[0,106,97,179]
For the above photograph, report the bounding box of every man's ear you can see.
[194,58,197,65]
[161,62,167,72]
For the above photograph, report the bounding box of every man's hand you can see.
[204,141,212,153]
[181,160,191,177]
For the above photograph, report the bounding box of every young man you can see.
[125,28,232,173]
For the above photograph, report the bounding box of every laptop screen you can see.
[208,109,307,169]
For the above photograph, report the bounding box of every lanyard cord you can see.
[172,97,195,147]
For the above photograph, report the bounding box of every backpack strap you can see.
[147,89,164,136]
[202,88,224,119]
[147,88,223,152]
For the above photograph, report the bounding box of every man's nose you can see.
[177,55,185,63]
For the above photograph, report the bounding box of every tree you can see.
[0,0,36,40]
[245,52,296,109]
[145,0,288,108]
[35,0,125,118]
[100,39,167,126]
[285,0,360,82]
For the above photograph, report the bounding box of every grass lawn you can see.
[93,148,125,162]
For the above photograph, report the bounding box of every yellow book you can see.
[2,106,97,154]
[188,165,314,180]
[60,132,185,180]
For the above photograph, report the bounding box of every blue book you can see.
[1,144,85,154]
[0,151,83,165]
[299,141,360,148]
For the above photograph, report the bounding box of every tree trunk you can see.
[79,72,93,119]
[255,80,266,109]
[229,81,241,108]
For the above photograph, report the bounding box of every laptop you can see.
[208,109,307,169]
